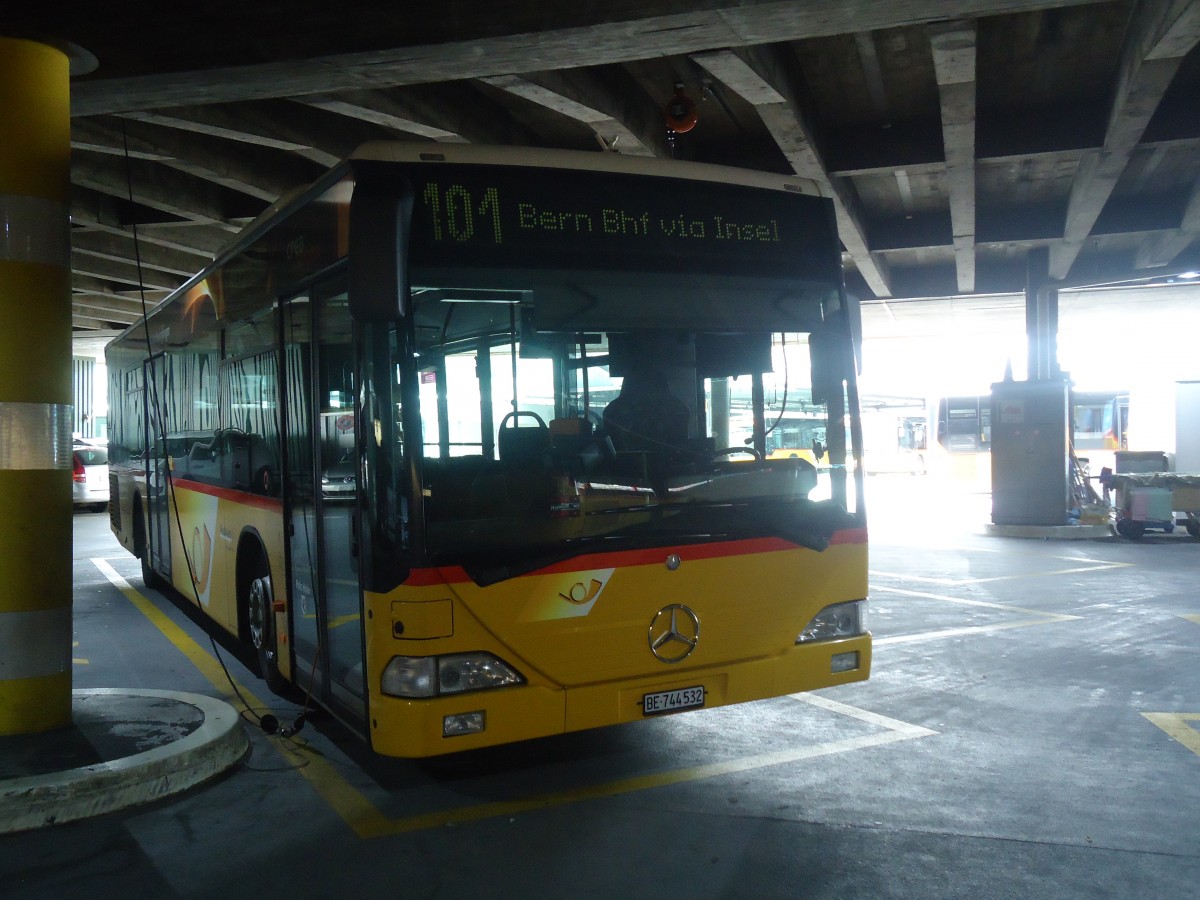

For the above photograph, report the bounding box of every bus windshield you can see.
[407,289,859,581]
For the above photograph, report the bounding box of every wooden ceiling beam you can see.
[930,20,978,293]
[70,2,1100,115]
[119,100,382,168]
[72,118,321,203]
[1135,173,1200,268]
[298,84,542,146]
[299,90,466,141]
[72,151,242,230]
[693,45,893,298]
[1050,0,1200,279]
[71,231,203,278]
[481,67,669,157]
[70,252,184,292]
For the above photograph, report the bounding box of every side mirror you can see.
[349,164,413,322]
[810,289,859,402]
[809,328,847,405]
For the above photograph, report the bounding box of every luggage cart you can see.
[1114,485,1173,538]
[1106,473,1200,540]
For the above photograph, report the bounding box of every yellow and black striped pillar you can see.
[0,36,74,735]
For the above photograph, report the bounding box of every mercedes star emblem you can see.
[647,604,700,663]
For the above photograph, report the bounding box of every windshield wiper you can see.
[598,499,853,551]
[443,499,857,587]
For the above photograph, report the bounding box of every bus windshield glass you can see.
[409,294,859,581]
[390,158,862,580]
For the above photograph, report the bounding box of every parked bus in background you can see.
[1071,389,1128,477]
[106,143,870,758]
[762,407,828,467]
[858,397,929,476]
[928,395,992,488]
[923,389,1128,490]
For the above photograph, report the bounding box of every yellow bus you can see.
[107,142,870,758]
[922,395,993,488]
[859,399,929,476]
[925,390,1128,489]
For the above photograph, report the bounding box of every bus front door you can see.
[143,357,171,579]
[283,285,367,730]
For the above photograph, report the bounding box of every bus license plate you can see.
[642,685,705,716]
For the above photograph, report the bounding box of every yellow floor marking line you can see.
[872,584,1082,618]
[353,696,937,839]
[871,584,1081,646]
[295,612,360,628]
[1180,614,1200,625]
[1142,713,1200,758]
[93,559,250,690]
[94,556,936,840]
[790,692,938,738]
[89,557,396,838]
[871,559,1132,587]
[73,640,89,665]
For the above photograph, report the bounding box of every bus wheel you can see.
[134,503,163,590]
[247,565,286,693]
[1187,519,1200,538]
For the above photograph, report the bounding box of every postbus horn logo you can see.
[647,604,700,663]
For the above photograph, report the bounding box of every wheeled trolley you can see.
[1108,473,1200,540]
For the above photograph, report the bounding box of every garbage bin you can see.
[1114,450,1169,474]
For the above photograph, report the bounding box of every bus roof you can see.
[349,141,826,198]
[109,141,831,352]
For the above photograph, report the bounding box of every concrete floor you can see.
[2,480,1198,899]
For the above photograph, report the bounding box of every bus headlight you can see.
[381,657,436,697]
[381,652,524,698]
[796,600,867,643]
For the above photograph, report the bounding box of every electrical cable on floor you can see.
[120,121,309,758]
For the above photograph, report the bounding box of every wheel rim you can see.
[248,576,269,650]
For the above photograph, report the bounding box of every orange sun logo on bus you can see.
[519,568,615,622]
[560,579,604,605]
[191,524,213,593]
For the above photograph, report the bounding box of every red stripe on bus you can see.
[830,527,868,545]
[403,528,866,586]
[404,567,469,586]
[170,478,285,512]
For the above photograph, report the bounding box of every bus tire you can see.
[245,556,287,694]
[134,501,163,590]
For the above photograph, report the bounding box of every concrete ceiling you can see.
[5,0,1200,333]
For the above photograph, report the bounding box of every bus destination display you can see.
[408,164,839,281]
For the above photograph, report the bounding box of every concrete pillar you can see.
[0,37,74,735]
[1025,246,1060,381]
